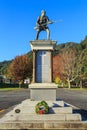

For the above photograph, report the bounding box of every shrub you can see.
[0,83,28,88]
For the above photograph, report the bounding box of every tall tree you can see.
[77,49,87,88]
[7,55,32,81]
[57,49,78,88]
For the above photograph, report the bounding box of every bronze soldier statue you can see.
[35,10,53,40]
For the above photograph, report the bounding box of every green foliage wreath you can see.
[35,101,49,114]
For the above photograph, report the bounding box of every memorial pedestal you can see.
[29,40,57,101]
[29,83,57,100]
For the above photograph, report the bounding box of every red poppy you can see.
[39,110,44,114]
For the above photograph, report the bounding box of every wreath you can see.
[35,101,49,114]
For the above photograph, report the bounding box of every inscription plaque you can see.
[36,50,50,83]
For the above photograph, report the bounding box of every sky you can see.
[0,0,87,62]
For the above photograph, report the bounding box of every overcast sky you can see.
[0,0,87,61]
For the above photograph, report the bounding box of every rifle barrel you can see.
[34,19,62,30]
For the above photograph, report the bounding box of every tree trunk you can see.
[67,79,71,89]
[19,83,21,88]
[62,82,64,88]
[80,80,82,89]
[76,82,78,87]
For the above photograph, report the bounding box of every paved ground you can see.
[56,88,87,110]
[0,89,29,110]
[0,88,87,120]
[0,88,87,110]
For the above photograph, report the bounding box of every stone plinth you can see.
[30,40,57,83]
[29,83,57,101]
[29,40,57,100]
[30,40,57,50]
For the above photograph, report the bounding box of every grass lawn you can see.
[0,83,28,90]
[0,88,24,91]
[64,87,87,90]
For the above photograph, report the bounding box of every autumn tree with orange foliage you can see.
[7,55,32,82]
[53,55,64,81]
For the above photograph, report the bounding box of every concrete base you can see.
[0,99,84,129]
[0,121,87,130]
[29,83,57,101]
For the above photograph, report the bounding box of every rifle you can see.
[34,19,62,30]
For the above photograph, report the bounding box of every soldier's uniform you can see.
[37,15,49,30]
[36,10,50,40]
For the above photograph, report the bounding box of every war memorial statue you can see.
[34,10,53,40]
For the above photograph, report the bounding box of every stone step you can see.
[0,98,83,129]
[21,99,64,107]
[1,113,81,122]
[49,106,72,114]
[47,100,64,107]
[21,114,81,121]
[0,121,86,130]
[12,106,72,114]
